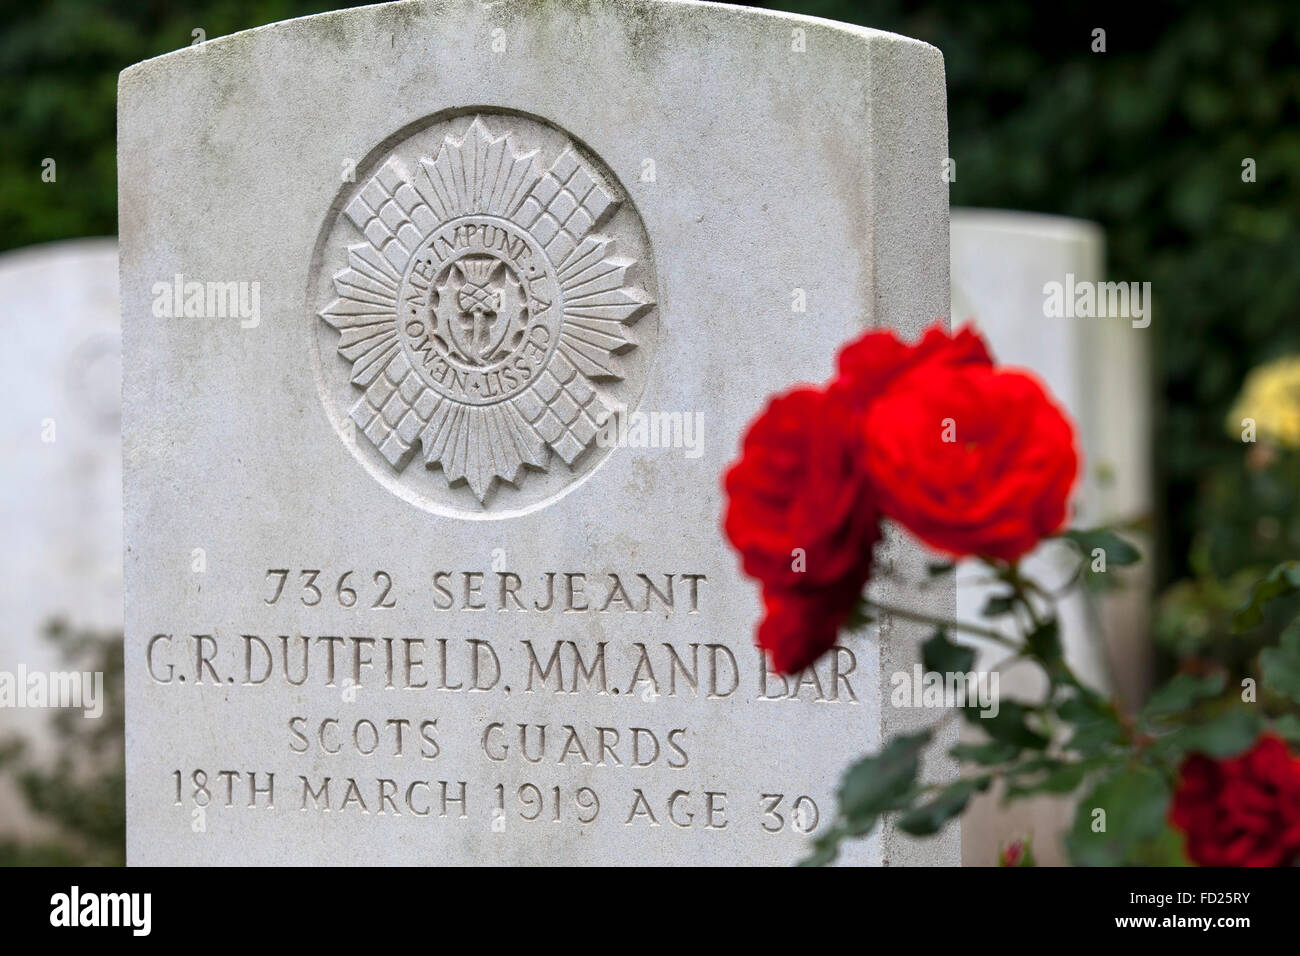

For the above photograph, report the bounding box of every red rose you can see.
[724,387,880,673]
[724,321,1081,672]
[756,575,869,675]
[830,323,992,413]
[1170,733,1300,867]
[725,387,880,592]
[860,361,1078,562]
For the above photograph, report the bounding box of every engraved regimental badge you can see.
[315,114,656,511]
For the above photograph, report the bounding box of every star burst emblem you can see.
[320,116,653,503]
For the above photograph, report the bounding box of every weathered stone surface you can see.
[120,0,954,865]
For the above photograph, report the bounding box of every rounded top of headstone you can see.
[951,207,1104,244]
[119,0,943,84]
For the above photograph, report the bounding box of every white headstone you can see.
[0,239,122,838]
[120,0,955,865]
[950,209,1152,865]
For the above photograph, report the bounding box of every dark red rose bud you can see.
[1170,733,1300,867]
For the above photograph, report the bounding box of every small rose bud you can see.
[998,837,1035,867]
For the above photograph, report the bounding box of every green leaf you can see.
[1006,760,1089,800]
[1006,754,1061,774]
[1066,766,1171,866]
[1156,709,1263,759]
[1057,686,1112,721]
[950,740,1020,765]
[1130,822,1195,867]
[981,592,1017,617]
[838,731,931,825]
[799,828,845,867]
[1068,720,1124,755]
[1260,616,1300,703]
[966,700,1049,749]
[843,598,873,632]
[1140,672,1226,723]
[1063,528,1142,567]
[1025,619,1064,668]
[927,562,955,578]
[922,629,976,676]
[1272,713,1300,744]
[1234,560,1300,630]
[1059,690,1124,756]
[898,778,989,836]
[1038,761,1089,794]
[807,730,933,865]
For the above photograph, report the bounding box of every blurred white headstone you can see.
[0,239,122,838]
[950,209,1152,865]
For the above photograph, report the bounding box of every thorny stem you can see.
[1026,555,1134,731]
[911,652,1044,796]
[860,598,1021,650]
[870,560,1144,817]
[1001,565,1044,632]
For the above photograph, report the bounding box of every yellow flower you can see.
[1227,355,1300,448]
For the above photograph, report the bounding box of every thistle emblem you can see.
[319,115,653,504]
[441,257,516,365]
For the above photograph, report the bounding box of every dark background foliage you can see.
[0,622,124,865]
[5,0,1297,585]
[765,0,1300,588]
